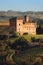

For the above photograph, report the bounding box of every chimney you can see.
[24,15,29,22]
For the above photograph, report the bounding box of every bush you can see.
[12,37,29,50]
[10,31,19,38]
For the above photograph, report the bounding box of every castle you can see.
[10,15,36,35]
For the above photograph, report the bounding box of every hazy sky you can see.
[0,0,43,11]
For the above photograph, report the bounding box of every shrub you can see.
[13,37,29,50]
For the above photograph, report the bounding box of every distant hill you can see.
[0,10,43,26]
[0,10,43,18]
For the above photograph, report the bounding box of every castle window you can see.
[33,30,35,33]
[19,33,20,35]
[29,28,30,30]
[19,28,20,31]
[19,24,20,25]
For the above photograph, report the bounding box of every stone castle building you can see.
[10,15,36,35]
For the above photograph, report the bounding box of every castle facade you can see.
[10,16,36,35]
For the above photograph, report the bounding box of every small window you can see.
[19,24,20,25]
[19,33,20,35]
[33,31,35,33]
[27,28,28,30]
[29,28,31,30]
[19,28,20,30]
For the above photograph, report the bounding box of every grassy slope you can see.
[9,34,43,43]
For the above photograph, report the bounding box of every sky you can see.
[0,0,43,11]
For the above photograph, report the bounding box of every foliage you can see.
[12,31,19,37]
[9,37,29,50]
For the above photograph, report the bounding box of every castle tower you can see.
[9,17,17,34]
[24,15,29,22]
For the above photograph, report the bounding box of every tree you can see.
[12,37,29,50]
